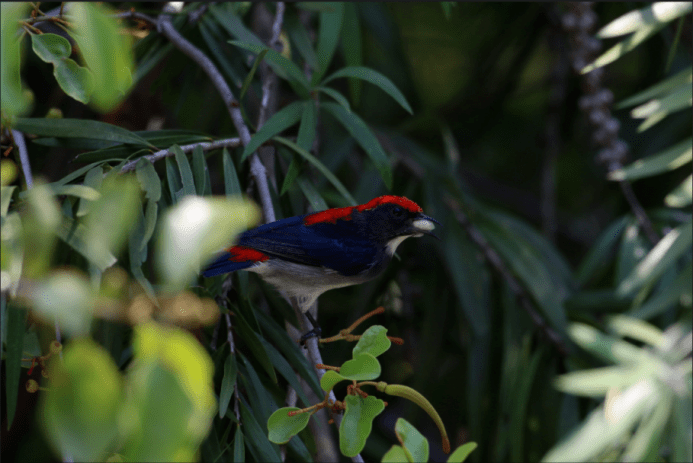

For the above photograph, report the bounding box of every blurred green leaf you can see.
[41,339,122,461]
[629,261,692,319]
[56,218,117,271]
[597,2,692,38]
[32,34,94,104]
[233,426,245,463]
[3,302,25,431]
[30,270,94,336]
[576,216,628,285]
[1,3,32,117]
[321,102,393,190]
[617,220,692,297]
[157,196,260,290]
[125,323,216,462]
[616,66,692,109]
[665,174,693,207]
[323,66,413,114]
[69,2,134,112]
[609,138,692,181]
[630,82,691,131]
[296,177,329,211]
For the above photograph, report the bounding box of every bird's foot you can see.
[299,311,322,346]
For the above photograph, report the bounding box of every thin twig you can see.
[120,138,242,173]
[113,10,157,25]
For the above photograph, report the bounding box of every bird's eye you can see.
[391,207,405,218]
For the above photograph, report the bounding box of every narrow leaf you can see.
[321,102,393,189]
[241,101,305,161]
[323,66,412,114]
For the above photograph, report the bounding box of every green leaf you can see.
[632,84,692,132]
[233,311,278,384]
[576,216,629,285]
[219,353,238,418]
[135,158,162,202]
[77,166,103,217]
[241,101,305,161]
[296,177,329,211]
[14,118,152,148]
[229,40,310,93]
[597,2,692,38]
[1,3,32,117]
[165,157,182,203]
[665,174,692,207]
[617,66,692,109]
[69,2,134,112]
[323,67,413,114]
[321,102,393,189]
[273,136,357,205]
[223,148,242,197]
[192,145,209,196]
[297,101,317,152]
[267,407,311,445]
[280,155,302,197]
[567,323,644,366]
[171,145,196,197]
[56,218,117,271]
[320,370,345,392]
[4,303,25,431]
[394,418,429,463]
[239,399,281,462]
[313,2,344,84]
[210,4,264,47]
[617,220,693,297]
[51,184,101,201]
[240,48,268,101]
[316,86,351,112]
[286,15,318,71]
[340,352,381,380]
[233,427,245,463]
[253,310,323,398]
[31,33,72,62]
[352,325,391,358]
[448,442,478,463]
[609,138,692,181]
[340,395,385,457]
[583,21,667,74]
[258,338,312,407]
[340,3,363,105]
[444,225,490,337]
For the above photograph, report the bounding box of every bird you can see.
[203,195,439,340]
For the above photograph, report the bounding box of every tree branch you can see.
[120,138,242,173]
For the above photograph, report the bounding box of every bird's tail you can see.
[202,251,258,277]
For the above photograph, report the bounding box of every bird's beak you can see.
[411,214,441,240]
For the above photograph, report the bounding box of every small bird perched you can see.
[204,195,438,338]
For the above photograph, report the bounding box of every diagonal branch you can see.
[120,138,242,173]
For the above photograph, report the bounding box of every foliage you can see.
[1,2,691,463]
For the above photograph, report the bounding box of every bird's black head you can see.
[353,196,439,252]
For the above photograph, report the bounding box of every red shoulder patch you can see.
[303,206,356,226]
[227,246,269,262]
[356,195,423,213]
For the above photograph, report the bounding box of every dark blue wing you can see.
[238,215,379,276]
